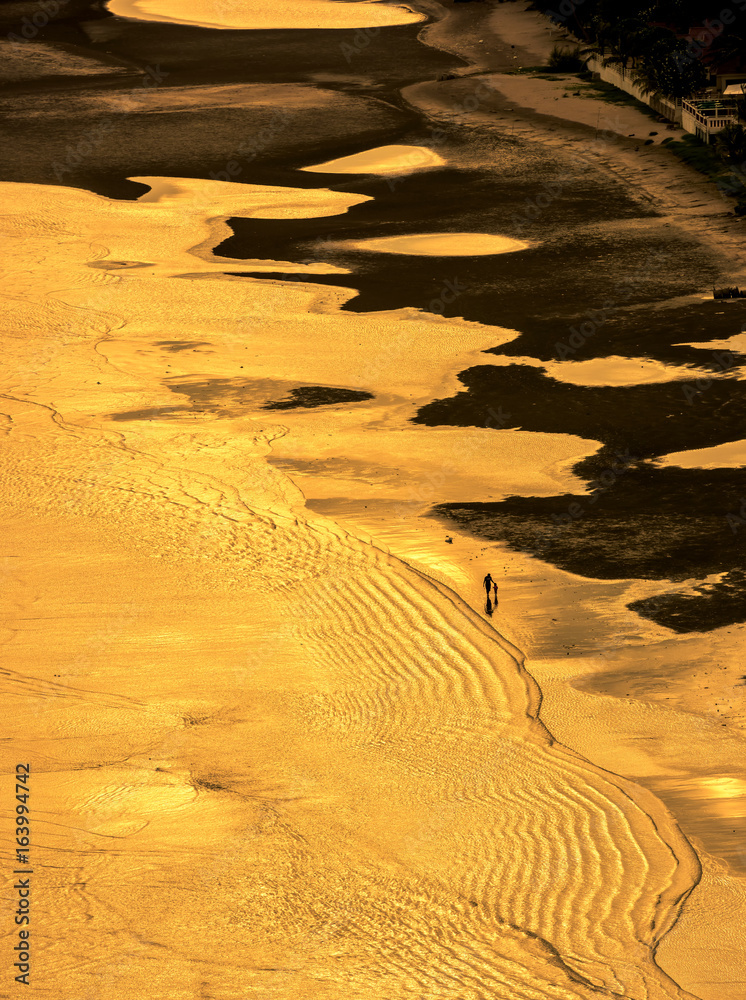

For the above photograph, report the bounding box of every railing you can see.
[682,100,738,128]
[684,113,738,129]
[649,94,682,122]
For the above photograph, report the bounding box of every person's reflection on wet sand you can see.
[485,597,493,617]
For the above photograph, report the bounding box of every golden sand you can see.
[107,0,425,30]
[302,144,446,176]
[680,332,746,352]
[0,176,715,997]
[130,174,373,219]
[343,231,532,256]
[5,0,746,992]
[485,354,718,387]
[656,439,746,469]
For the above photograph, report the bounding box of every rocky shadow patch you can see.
[264,386,373,409]
[109,376,374,420]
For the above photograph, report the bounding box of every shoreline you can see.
[411,0,746,282]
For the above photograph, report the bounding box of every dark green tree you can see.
[714,123,746,162]
[602,19,660,69]
[706,26,746,72]
[634,35,708,99]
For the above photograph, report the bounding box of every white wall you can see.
[681,107,705,140]
[585,55,682,123]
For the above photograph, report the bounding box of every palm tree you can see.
[706,28,746,72]
[633,35,708,100]
[590,15,614,53]
[714,123,746,163]
[647,0,710,31]
[602,18,656,70]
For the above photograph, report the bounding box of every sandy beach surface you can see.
[107,0,427,30]
[2,1,745,997]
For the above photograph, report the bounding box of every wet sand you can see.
[2,0,746,997]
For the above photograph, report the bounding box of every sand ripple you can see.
[0,179,704,997]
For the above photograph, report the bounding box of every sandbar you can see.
[303,144,445,176]
[107,0,425,30]
[343,232,531,256]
